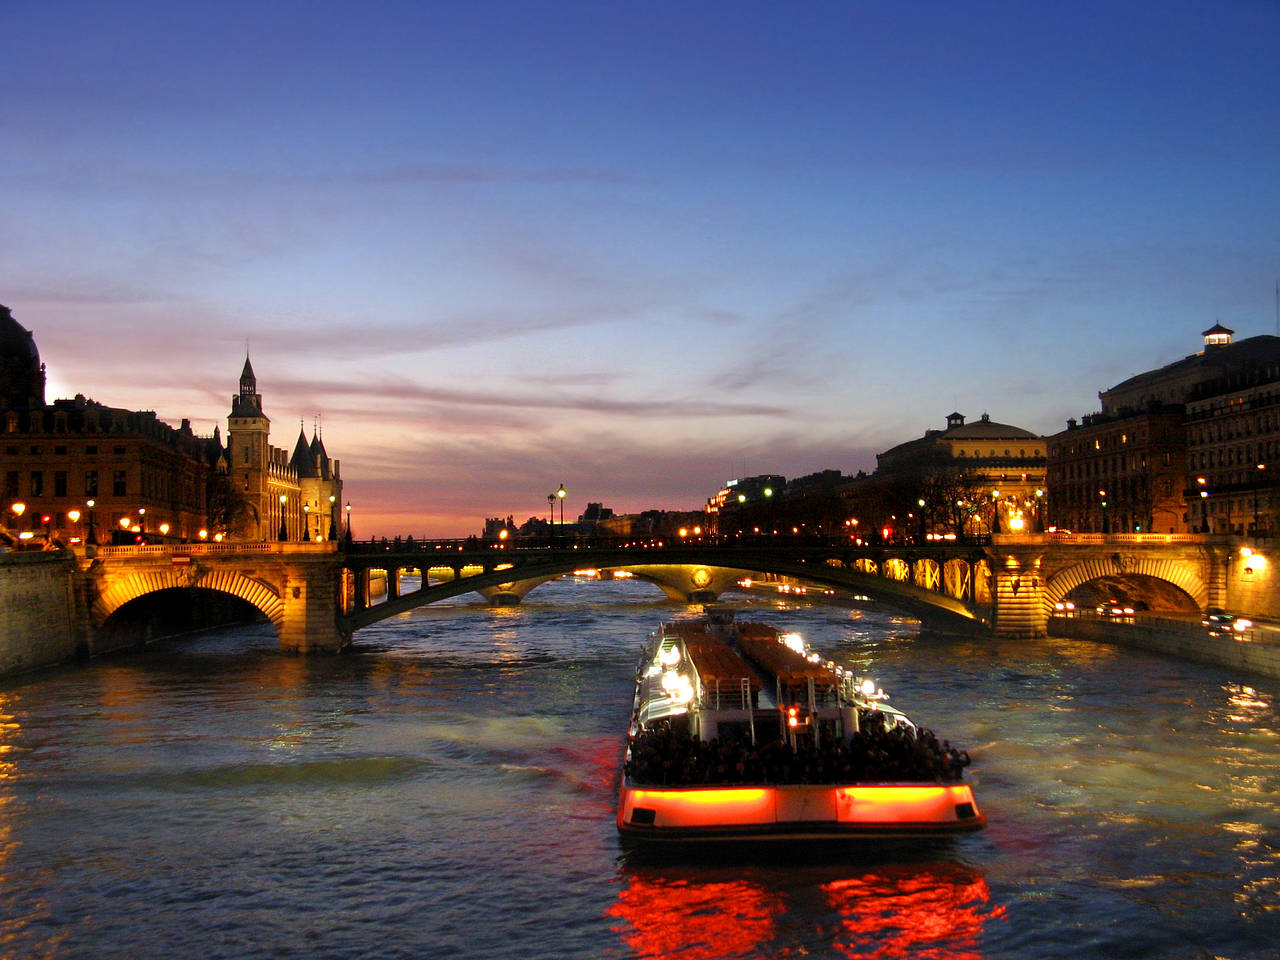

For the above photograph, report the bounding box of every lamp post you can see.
[303,503,311,542]
[9,501,25,536]
[1253,463,1265,536]
[1098,489,1108,534]
[556,484,567,544]
[917,498,926,542]
[328,494,337,541]
[278,494,288,541]
[547,493,555,545]
[67,509,81,545]
[86,499,96,546]
[345,501,352,544]
[990,490,1001,535]
[1197,477,1208,533]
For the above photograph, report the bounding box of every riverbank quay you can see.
[1051,613,1280,681]
[0,549,80,675]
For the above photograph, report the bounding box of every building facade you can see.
[1049,325,1280,534]
[0,304,342,547]
[1046,408,1187,534]
[1,305,225,546]
[868,412,1048,538]
[226,356,343,542]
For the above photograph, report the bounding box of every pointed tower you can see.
[227,355,272,539]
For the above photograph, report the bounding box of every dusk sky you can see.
[5,1,1279,537]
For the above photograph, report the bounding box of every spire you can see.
[239,354,257,397]
[231,352,265,418]
[309,427,331,480]
[290,426,318,478]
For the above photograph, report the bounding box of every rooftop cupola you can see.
[1202,323,1234,351]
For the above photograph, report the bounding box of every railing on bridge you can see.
[88,542,338,558]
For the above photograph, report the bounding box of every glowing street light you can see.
[556,484,567,543]
[278,494,288,541]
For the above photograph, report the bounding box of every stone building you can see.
[0,303,343,546]
[1049,324,1280,534]
[866,412,1048,538]
[1,304,225,545]
[1046,407,1187,534]
[226,356,343,542]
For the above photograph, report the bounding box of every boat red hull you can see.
[617,781,985,841]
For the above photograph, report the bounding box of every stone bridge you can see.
[71,533,1265,652]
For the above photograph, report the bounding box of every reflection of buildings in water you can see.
[824,863,1006,959]
[608,861,1004,960]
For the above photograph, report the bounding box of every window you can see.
[85,470,98,497]
[113,471,127,496]
[86,445,97,455]
[54,471,67,497]
[113,446,125,456]
[30,471,43,497]
[3,472,16,497]
[54,445,67,455]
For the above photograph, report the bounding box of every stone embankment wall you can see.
[0,552,79,676]
[1051,616,1280,682]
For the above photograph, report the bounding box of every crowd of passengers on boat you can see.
[625,710,972,787]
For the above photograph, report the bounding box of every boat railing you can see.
[700,677,753,711]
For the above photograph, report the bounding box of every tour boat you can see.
[617,608,986,842]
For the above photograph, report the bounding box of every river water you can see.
[0,577,1276,959]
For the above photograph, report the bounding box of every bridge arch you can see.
[1043,556,1207,614]
[93,567,285,629]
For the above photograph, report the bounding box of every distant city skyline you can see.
[5,1,1278,537]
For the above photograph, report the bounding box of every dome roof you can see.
[944,412,1040,440]
[0,305,39,364]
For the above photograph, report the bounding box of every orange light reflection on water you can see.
[609,861,1004,959]
[608,874,781,960]
[825,864,1006,959]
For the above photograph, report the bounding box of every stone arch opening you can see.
[1053,573,1200,614]
[98,587,268,648]
[1044,558,1205,616]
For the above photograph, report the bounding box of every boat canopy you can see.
[736,626,833,681]
[683,639,762,690]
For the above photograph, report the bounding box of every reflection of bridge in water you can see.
[77,533,1247,652]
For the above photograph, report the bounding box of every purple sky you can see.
[5,1,1279,537]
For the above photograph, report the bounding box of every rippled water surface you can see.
[0,579,1277,958]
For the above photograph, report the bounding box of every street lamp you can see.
[556,484,567,543]
[85,499,96,545]
[9,501,25,534]
[1253,463,1266,536]
[278,494,288,541]
[345,501,352,543]
[1099,489,1108,534]
[67,509,81,544]
[303,503,311,542]
[1197,477,1208,533]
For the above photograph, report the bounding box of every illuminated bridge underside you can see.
[341,546,991,634]
[94,567,285,626]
